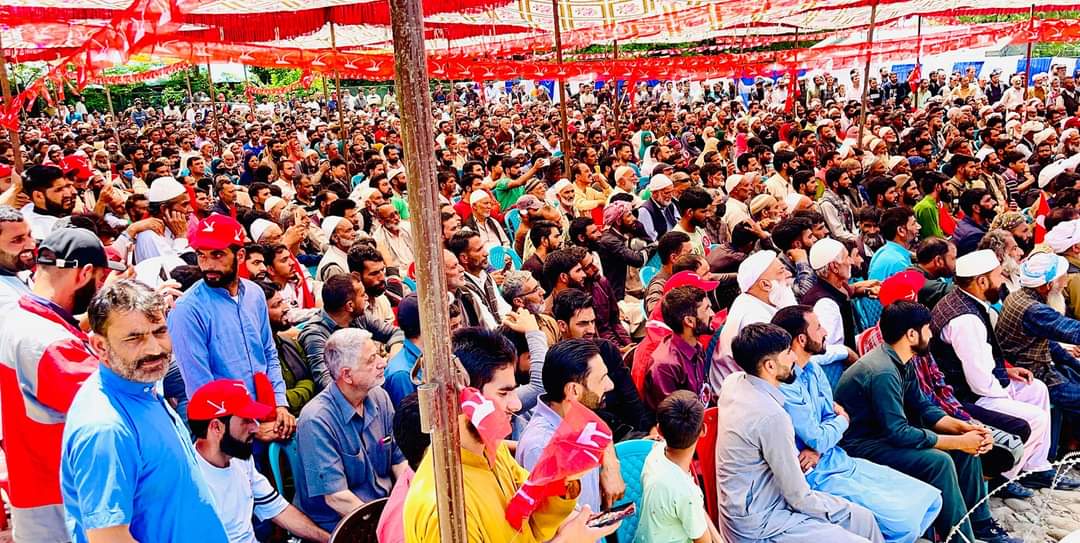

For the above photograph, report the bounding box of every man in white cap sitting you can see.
[610,165,640,202]
[721,174,754,236]
[1043,219,1080,319]
[637,173,678,241]
[998,252,1080,437]
[134,176,194,265]
[464,189,509,249]
[711,250,798,391]
[930,250,1078,495]
[315,216,355,282]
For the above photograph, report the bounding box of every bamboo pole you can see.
[1023,4,1035,101]
[387,0,468,539]
[184,68,194,103]
[857,0,879,150]
[791,26,800,123]
[104,85,115,118]
[329,17,350,176]
[0,33,24,172]
[552,0,572,176]
[205,61,221,136]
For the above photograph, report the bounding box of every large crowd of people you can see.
[5,60,1080,543]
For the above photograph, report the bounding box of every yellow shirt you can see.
[403,442,575,543]
[573,184,611,215]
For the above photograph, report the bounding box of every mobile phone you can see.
[586,502,635,528]
[503,256,513,273]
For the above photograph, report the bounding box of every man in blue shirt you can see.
[865,207,921,324]
[384,293,421,406]
[62,280,229,543]
[168,214,296,441]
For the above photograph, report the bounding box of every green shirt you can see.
[633,442,708,543]
[912,194,944,240]
[835,344,947,451]
[493,177,525,211]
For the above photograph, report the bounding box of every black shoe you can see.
[1024,469,1080,490]
[973,518,1023,543]
[994,479,1035,499]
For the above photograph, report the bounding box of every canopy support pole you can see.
[104,85,115,118]
[387,0,468,540]
[612,39,621,140]
[329,16,350,177]
[205,61,221,137]
[184,68,194,103]
[552,0,571,176]
[1023,4,1035,101]
[0,34,24,172]
[447,37,458,129]
[792,26,800,122]
[857,0,878,150]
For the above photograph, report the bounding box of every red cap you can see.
[189,214,246,250]
[664,270,720,294]
[60,155,92,181]
[878,270,926,307]
[188,379,275,421]
[0,164,11,178]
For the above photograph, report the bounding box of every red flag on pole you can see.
[938,201,958,236]
[504,400,613,530]
[1034,191,1051,243]
[908,64,921,93]
[459,386,512,462]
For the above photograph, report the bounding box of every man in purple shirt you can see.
[644,285,716,410]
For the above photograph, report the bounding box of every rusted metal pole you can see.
[552,0,572,176]
[387,0,467,539]
[0,33,24,172]
[857,0,878,150]
[205,61,221,136]
[329,17,350,176]
[1023,4,1035,101]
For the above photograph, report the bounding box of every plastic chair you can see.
[693,407,720,525]
[488,245,522,271]
[504,208,522,238]
[268,438,301,501]
[402,276,417,293]
[639,265,659,287]
[613,438,657,543]
[329,497,388,543]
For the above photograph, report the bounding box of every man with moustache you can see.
[644,285,716,410]
[189,380,329,542]
[62,280,230,543]
[169,214,297,442]
[21,164,76,241]
[0,205,37,307]
[0,227,123,543]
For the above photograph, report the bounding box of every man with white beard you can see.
[1043,219,1080,319]
[710,250,798,391]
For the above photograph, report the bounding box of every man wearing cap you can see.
[1043,219,1080,319]
[371,203,414,271]
[712,250,798,390]
[21,164,76,241]
[296,328,407,533]
[61,280,228,543]
[169,214,297,442]
[722,174,756,236]
[644,283,717,410]
[598,201,651,300]
[0,205,36,307]
[315,216,355,282]
[189,380,330,542]
[997,252,1080,425]
[493,156,546,211]
[610,165,640,201]
[0,227,122,542]
[931,249,1072,493]
[464,189,510,249]
[134,175,195,265]
[637,173,678,241]
[998,75,1026,112]
[804,237,879,359]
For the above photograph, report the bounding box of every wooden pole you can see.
[1023,4,1035,101]
[205,61,221,136]
[321,76,330,117]
[104,85,115,118]
[329,17,350,175]
[447,37,458,130]
[612,39,621,141]
[184,68,194,103]
[791,26,800,123]
[387,0,468,539]
[0,33,24,172]
[857,0,879,150]
[552,0,572,176]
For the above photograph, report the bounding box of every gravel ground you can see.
[991,467,1080,543]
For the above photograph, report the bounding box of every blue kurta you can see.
[781,361,942,543]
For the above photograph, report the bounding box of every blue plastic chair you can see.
[402,276,417,293]
[268,438,301,501]
[504,208,522,238]
[488,245,523,271]
[639,265,659,287]
[613,438,657,542]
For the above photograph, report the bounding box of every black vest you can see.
[929,289,1009,403]
[640,198,675,240]
[801,279,856,351]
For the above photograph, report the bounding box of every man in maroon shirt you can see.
[643,285,715,410]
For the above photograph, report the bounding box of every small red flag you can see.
[459,387,512,462]
[938,201,958,236]
[1034,192,1051,243]
[252,372,278,421]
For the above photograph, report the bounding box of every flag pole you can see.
[328,14,350,176]
[0,33,23,172]
[857,0,879,150]
[552,0,572,177]
[1023,4,1035,101]
[387,0,468,538]
[205,61,221,137]
[612,38,621,141]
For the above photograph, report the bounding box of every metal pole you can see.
[205,61,221,136]
[857,0,879,150]
[387,0,467,539]
[104,85,115,117]
[612,39,621,141]
[1023,4,1035,101]
[0,33,24,172]
[552,0,571,176]
[791,26,800,122]
[321,76,330,117]
[329,17,350,176]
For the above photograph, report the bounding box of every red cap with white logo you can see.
[189,214,247,251]
[188,379,274,421]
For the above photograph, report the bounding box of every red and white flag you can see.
[1034,191,1051,243]
[459,387,512,462]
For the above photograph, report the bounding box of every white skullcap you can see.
[469,190,492,205]
[1044,219,1080,253]
[1022,120,1044,135]
[737,250,778,293]
[147,176,186,203]
[250,218,276,243]
[1020,252,1069,288]
[975,147,995,161]
[321,216,345,240]
[1034,128,1057,147]
[725,174,745,193]
[887,155,905,171]
[809,237,845,270]
[954,249,1000,278]
[1039,159,1068,188]
[614,166,635,183]
[263,196,285,213]
[386,168,406,181]
[552,178,572,193]
[647,174,673,192]
[784,193,805,214]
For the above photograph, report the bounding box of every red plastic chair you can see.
[0,446,10,530]
[693,407,719,525]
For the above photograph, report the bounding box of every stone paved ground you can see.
[991,467,1080,542]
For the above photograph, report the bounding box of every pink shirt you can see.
[376,466,414,543]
